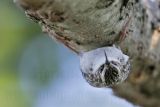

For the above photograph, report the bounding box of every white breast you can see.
[79,46,129,74]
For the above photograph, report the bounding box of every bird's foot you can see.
[119,17,132,43]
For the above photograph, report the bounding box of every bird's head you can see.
[80,46,131,87]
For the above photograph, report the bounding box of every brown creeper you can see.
[79,46,131,87]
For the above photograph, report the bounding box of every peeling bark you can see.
[14,0,160,107]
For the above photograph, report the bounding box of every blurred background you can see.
[0,0,135,107]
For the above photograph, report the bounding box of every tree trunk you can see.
[14,0,160,106]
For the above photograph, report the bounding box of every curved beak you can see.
[104,51,110,65]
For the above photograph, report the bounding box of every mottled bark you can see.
[14,0,160,107]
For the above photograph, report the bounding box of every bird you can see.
[79,46,131,88]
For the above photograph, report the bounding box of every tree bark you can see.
[14,0,160,107]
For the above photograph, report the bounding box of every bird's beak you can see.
[104,51,110,65]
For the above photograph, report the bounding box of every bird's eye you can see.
[99,64,105,72]
[111,61,118,66]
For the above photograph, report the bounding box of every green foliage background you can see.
[0,1,58,107]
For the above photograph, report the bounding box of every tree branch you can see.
[14,0,160,106]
